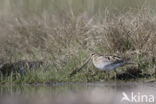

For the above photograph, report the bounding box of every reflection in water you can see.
[0,82,155,104]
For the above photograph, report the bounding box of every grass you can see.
[0,4,156,84]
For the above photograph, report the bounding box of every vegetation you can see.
[0,0,155,84]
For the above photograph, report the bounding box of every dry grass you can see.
[0,7,155,83]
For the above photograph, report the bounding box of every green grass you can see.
[0,51,155,84]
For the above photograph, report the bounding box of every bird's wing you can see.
[104,55,124,63]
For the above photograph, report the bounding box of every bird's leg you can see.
[105,71,109,80]
[101,71,106,80]
[114,69,117,81]
[107,72,110,80]
[104,71,108,80]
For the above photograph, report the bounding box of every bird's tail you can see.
[124,61,135,65]
[123,57,135,65]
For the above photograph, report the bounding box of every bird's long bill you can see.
[69,56,91,77]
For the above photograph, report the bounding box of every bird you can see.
[69,52,134,78]
[91,53,133,71]
[90,53,135,79]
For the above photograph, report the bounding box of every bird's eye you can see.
[91,53,95,56]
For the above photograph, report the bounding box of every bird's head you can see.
[88,48,100,59]
[90,53,98,59]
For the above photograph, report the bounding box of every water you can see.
[0,82,156,104]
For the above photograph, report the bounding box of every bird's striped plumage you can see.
[91,53,131,71]
[69,53,133,77]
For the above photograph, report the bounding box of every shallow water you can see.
[0,82,156,104]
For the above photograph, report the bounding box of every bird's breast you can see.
[93,62,111,71]
[93,61,123,71]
